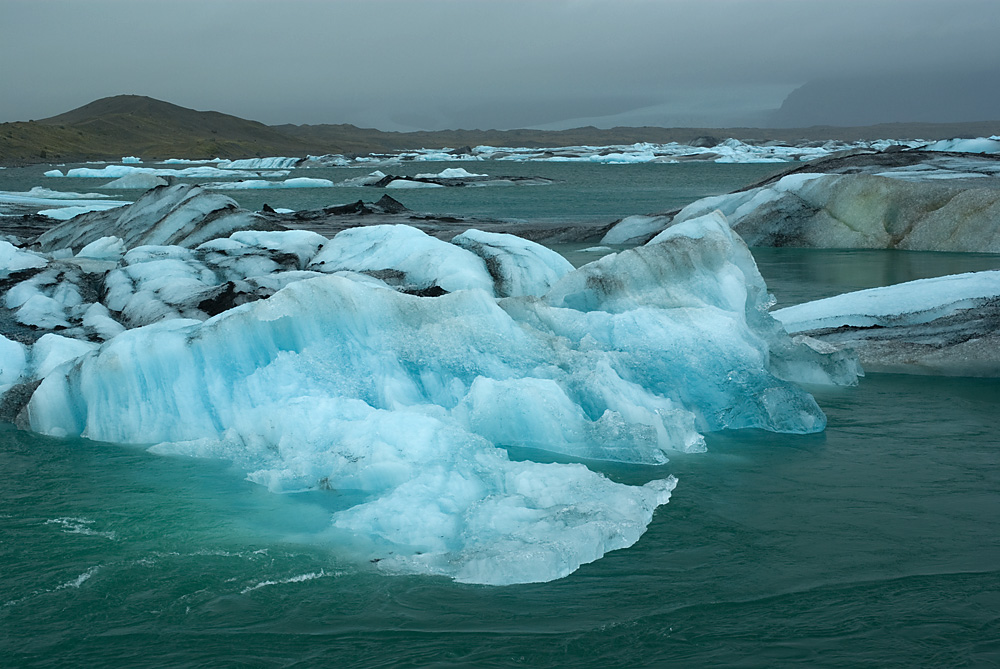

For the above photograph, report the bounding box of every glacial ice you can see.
[0,188,130,219]
[46,165,288,179]
[773,271,1000,376]
[774,271,1000,332]
[0,240,48,277]
[8,206,859,584]
[673,173,1000,253]
[121,156,142,164]
[415,167,488,179]
[384,179,445,189]
[451,229,574,298]
[100,173,170,190]
[309,225,495,294]
[218,157,303,170]
[923,136,1000,154]
[206,177,336,189]
[601,215,671,245]
[35,184,279,253]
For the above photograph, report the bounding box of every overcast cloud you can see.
[2,0,998,129]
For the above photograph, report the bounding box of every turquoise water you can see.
[2,163,999,667]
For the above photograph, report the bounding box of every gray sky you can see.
[2,0,999,130]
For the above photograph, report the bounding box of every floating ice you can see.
[384,179,445,189]
[16,211,859,584]
[35,184,278,253]
[601,215,671,245]
[0,188,130,218]
[0,335,27,400]
[100,173,170,190]
[775,271,1000,332]
[121,156,142,164]
[310,225,494,294]
[218,157,302,170]
[206,177,335,189]
[415,167,488,179]
[0,240,48,277]
[674,172,1000,252]
[774,271,1000,376]
[451,228,574,297]
[922,137,1000,154]
[48,165,286,179]
[38,204,129,220]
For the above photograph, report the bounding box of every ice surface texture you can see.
[35,184,282,253]
[774,271,1000,376]
[674,173,1000,252]
[11,209,858,584]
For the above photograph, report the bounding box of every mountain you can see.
[1,95,999,165]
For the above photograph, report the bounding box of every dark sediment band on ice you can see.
[601,150,1000,251]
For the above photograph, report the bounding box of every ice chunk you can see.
[451,228,574,297]
[218,157,302,170]
[39,204,128,220]
[384,179,445,189]
[600,215,670,245]
[337,171,387,187]
[923,137,1000,154]
[207,177,335,189]
[1,240,47,278]
[31,334,99,378]
[310,225,494,295]
[35,184,277,253]
[775,271,1000,332]
[675,173,1000,253]
[774,271,1000,376]
[415,167,488,179]
[100,173,170,190]
[76,236,126,261]
[0,335,27,399]
[121,156,142,164]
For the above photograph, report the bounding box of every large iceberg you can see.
[670,172,1000,252]
[1,202,858,584]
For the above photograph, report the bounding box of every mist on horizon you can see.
[2,0,999,131]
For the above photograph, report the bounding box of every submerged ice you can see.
[1,188,860,585]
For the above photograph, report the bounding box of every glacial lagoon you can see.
[1,159,998,666]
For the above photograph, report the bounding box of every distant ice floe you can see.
[130,136,1000,172]
[0,187,131,219]
[205,177,336,190]
[921,136,1000,154]
[121,156,142,164]
[0,189,860,585]
[415,167,488,179]
[45,165,289,179]
[217,157,303,170]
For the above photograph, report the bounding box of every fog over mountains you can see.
[3,1,999,132]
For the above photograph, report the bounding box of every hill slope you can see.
[2,95,999,165]
[0,95,315,163]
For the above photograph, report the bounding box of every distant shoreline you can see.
[2,95,999,167]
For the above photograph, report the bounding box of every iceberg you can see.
[35,184,281,253]
[672,172,1000,253]
[100,173,170,190]
[218,157,303,170]
[773,270,1000,376]
[3,204,858,584]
